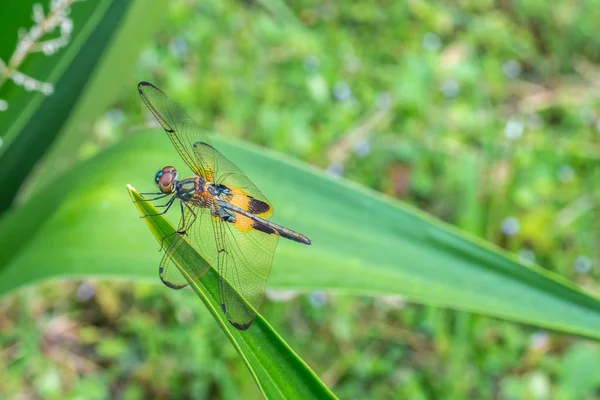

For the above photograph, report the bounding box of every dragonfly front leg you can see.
[134,192,170,203]
[140,196,176,218]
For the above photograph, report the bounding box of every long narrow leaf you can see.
[1,131,600,341]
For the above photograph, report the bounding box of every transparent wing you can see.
[138,82,215,180]
[193,142,273,218]
[159,205,214,289]
[139,83,279,329]
[160,235,204,289]
[212,213,279,330]
[162,203,278,331]
[191,141,279,329]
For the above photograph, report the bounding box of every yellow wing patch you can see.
[229,188,251,210]
[233,214,254,233]
[229,188,272,218]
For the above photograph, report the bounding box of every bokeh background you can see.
[1,0,600,398]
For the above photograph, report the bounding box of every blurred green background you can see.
[1,0,600,398]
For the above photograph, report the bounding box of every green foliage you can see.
[2,130,600,339]
[0,0,164,212]
[1,0,600,398]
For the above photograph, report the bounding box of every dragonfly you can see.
[137,81,311,331]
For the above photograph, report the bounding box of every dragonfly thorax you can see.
[206,182,232,200]
[172,176,219,206]
[174,177,199,202]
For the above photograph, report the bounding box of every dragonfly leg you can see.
[159,230,182,251]
[159,202,190,251]
[175,201,187,233]
[140,196,176,218]
[139,191,164,195]
[184,203,197,219]
[134,192,169,202]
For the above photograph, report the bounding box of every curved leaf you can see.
[1,131,600,342]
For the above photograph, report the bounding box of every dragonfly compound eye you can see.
[162,166,178,179]
[157,166,177,194]
[154,170,164,184]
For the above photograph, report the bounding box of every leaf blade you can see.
[1,130,600,342]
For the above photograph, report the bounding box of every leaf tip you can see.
[127,184,141,204]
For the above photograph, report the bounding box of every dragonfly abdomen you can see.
[267,221,311,245]
[218,201,311,245]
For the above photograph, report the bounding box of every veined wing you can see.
[161,196,276,330]
[139,82,283,329]
[159,204,214,289]
[138,82,215,181]
[138,82,271,218]
[193,142,273,219]
[193,142,279,329]
[212,213,279,330]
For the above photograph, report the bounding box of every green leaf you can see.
[126,185,335,399]
[2,130,600,343]
[34,0,166,188]
[0,0,165,213]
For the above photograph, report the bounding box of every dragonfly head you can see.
[155,166,178,194]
